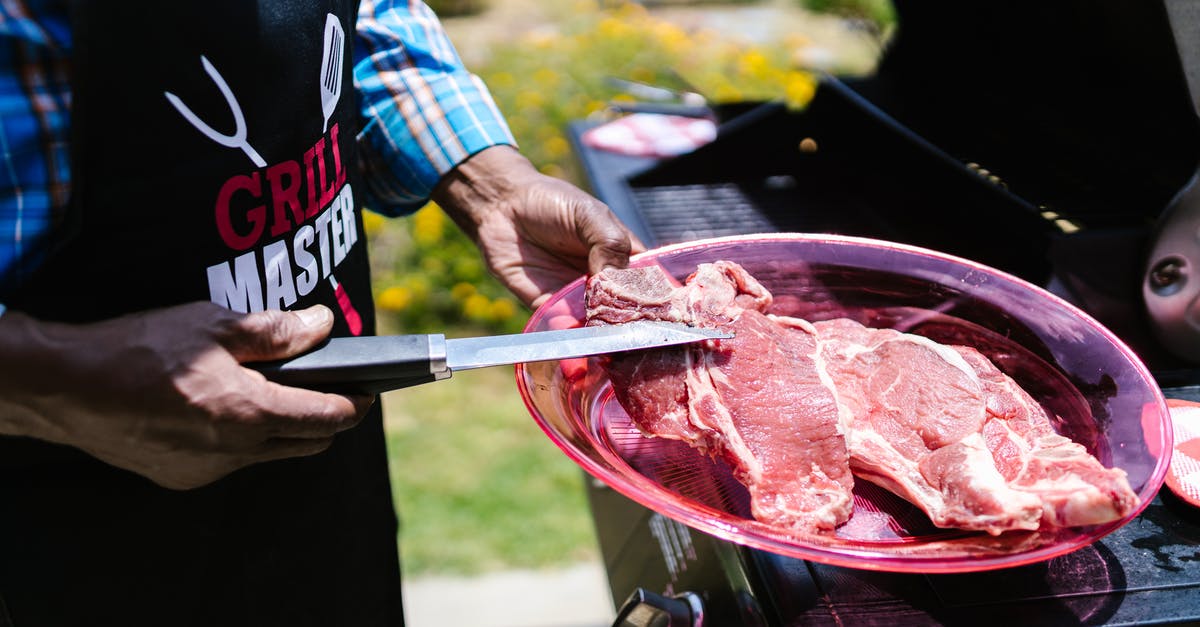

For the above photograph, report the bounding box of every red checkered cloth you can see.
[1161,400,1200,507]
[582,113,717,158]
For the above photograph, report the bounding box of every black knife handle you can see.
[247,334,448,395]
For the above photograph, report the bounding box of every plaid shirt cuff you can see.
[355,67,515,216]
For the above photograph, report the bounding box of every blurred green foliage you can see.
[423,0,488,17]
[480,1,819,179]
[797,0,895,30]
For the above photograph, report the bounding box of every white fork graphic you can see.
[164,56,266,168]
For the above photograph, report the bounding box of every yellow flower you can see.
[597,16,631,40]
[450,282,477,301]
[412,203,444,246]
[713,82,744,102]
[362,210,387,237]
[404,276,431,300]
[629,67,654,84]
[489,298,518,321]
[516,90,546,110]
[543,135,570,160]
[489,71,516,90]
[738,49,771,79]
[653,21,689,54]
[784,71,816,107]
[463,293,491,320]
[421,256,446,275]
[377,286,412,312]
[533,68,559,87]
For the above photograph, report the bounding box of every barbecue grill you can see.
[563,1,1200,624]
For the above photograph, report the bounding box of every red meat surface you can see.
[585,261,1139,536]
[586,262,855,533]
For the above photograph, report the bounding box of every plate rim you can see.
[516,232,1173,573]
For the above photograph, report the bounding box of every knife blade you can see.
[249,321,732,395]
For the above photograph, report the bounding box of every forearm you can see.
[0,309,82,442]
[432,145,533,235]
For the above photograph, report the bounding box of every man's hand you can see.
[432,145,646,309]
[0,302,371,490]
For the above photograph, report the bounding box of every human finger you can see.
[246,435,340,463]
[241,381,371,439]
[574,198,644,275]
[219,305,335,364]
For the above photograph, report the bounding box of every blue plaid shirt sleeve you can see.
[0,8,72,296]
[354,0,516,217]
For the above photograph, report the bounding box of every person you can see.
[0,2,641,625]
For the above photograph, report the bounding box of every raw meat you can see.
[813,318,1136,533]
[956,346,1140,528]
[585,261,1139,536]
[586,262,856,534]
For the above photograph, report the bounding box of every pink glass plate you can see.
[516,233,1172,573]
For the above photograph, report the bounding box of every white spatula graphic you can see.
[319,14,345,133]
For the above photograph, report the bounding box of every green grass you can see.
[381,365,600,576]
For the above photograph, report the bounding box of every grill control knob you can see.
[1145,172,1200,362]
[612,588,704,627]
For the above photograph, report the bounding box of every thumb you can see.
[580,209,646,275]
[221,305,335,363]
[587,234,645,276]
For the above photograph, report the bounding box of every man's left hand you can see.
[432,145,645,309]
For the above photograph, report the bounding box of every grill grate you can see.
[630,181,889,246]
[632,184,779,244]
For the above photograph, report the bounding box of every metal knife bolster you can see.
[427,334,449,376]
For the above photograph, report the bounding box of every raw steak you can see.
[812,318,1135,534]
[586,262,856,534]
[585,261,1139,536]
[955,346,1140,528]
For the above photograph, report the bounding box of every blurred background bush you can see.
[424,0,489,16]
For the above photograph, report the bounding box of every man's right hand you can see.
[0,302,371,490]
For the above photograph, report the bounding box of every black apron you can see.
[2,3,403,625]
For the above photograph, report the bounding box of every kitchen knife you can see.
[249,321,733,395]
